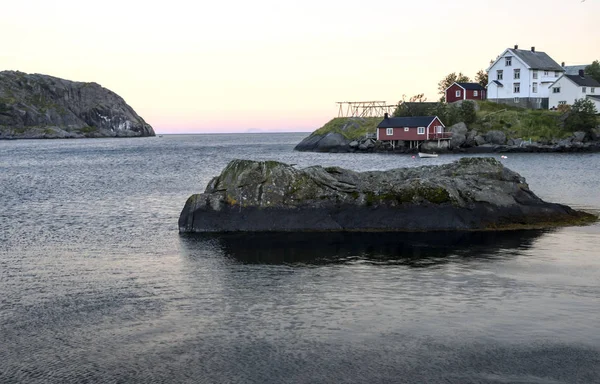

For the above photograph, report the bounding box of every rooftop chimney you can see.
[579,69,585,77]
[384,112,389,119]
[561,62,565,67]
[514,44,519,49]
[531,46,535,52]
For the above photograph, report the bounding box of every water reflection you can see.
[179,230,550,266]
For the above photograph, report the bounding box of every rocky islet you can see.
[179,157,595,233]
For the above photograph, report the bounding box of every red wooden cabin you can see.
[376,115,450,149]
[445,82,486,103]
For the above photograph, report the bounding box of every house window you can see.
[455,90,461,97]
[417,127,425,135]
[558,101,567,105]
[474,90,478,96]
[544,71,549,76]
[553,87,561,93]
[505,56,512,66]
[514,83,520,93]
[386,128,393,136]
[514,69,520,79]
[532,82,538,93]
[533,71,538,79]
[514,97,519,103]
[436,126,443,134]
[497,70,503,80]
[555,71,560,78]
[592,88,596,94]
[582,87,586,93]
[404,127,409,132]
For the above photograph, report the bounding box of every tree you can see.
[437,72,471,97]
[393,94,431,117]
[475,70,488,88]
[585,60,600,83]
[564,98,598,133]
[459,101,477,124]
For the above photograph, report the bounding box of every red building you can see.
[445,82,486,103]
[377,115,450,149]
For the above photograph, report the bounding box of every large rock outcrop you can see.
[0,71,154,139]
[179,158,595,233]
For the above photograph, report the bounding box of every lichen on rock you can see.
[179,158,596,233]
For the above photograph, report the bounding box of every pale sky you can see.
[1,0,599,133]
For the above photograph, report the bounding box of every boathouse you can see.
[376,114,450,149]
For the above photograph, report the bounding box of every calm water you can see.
[1,134,599,383]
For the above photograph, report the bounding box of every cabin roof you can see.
[378,116,438,128]
[455,82,486,91]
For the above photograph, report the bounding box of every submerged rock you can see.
[0,70,154,139]
[178,158,595,233]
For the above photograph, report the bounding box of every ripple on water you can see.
[1,136,600,383]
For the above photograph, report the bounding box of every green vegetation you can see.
[474,101,570,141]
[585,60,600,83]
[564,98,598,133]
[80,126,98,134]
[313,117,381,140]
[312,99,599,144]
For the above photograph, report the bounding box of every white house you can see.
[587,95,600,112]
[487,45,564,109]
[548,70,600,109]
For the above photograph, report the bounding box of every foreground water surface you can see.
[1,133,599,383]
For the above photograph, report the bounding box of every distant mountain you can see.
[0,71,154,139]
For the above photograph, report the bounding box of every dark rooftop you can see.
[456,82,486,91]
[378,116,438,128]
[564,74,600,87]
[510,49,564,71]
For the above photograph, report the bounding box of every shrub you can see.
[459,101,477,124]
[557,104,571,114]
[564,99,598,133]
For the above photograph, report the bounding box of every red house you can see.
[445,82,486,103]
[376,115,450,149]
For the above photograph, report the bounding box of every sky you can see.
[1,0,599,133]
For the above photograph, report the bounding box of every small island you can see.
[178,158,595,233]
[295,100,600,153]
[0,71,154,139]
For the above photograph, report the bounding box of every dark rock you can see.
[349,140,359,148]
[449,122,468,135]
[450,133,466,148]
[572,131,586,143]
[474,135,487,146]
[178,158,595,233]
[421,140,449,152]
[485,130,507,145]
[294,132,350,152]
[0,70,154,139]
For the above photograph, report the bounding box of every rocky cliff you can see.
[0,71,154,139]
[179,158,595,233]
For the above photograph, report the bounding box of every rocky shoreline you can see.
[179,158,596,233]
[295,122,600,154]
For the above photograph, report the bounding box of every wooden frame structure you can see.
[337,101,396,118]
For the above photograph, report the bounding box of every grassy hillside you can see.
[312,117,381,140]
[472,101,569,141]
[310,101,598,143]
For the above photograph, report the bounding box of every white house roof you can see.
[510,49,564,71]
[564,65,589,75]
